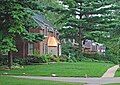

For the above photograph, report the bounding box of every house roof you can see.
[32,13,54,32]
[47,36,60,47]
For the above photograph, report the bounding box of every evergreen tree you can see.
[48,0,120,56]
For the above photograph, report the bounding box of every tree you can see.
[0,0,45,68]
[48,0,119,56]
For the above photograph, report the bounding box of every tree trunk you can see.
[8,51,13,69]
[78,27,82,53]
[77,1,83,59]
[0,52,2,64]
[78,12,83,54]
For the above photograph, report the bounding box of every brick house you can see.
[13,13,61,57]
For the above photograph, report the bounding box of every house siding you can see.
[13,13,61,57]
[13,27,61,57]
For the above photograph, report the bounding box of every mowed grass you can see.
[0,76,83,85]
[115,68,120,77]
[0,62,114,77]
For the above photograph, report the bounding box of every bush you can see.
[82,53,108,61]
[59,55,69,62]
[11,63,22,69]
[0,55,8,66]
[40,54,61,63]
[105,50,119,64]
[13,56,46,65]
[33,51,60,63]
[107,54,119,64]
[13,53,62,65]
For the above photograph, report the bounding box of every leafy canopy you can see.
[0,0,46,53]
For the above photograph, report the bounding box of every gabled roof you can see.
[32,12,54,32]
[47,36,60,47]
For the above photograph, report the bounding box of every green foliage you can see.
[61,42,73,56]
[54,0,119,38]
[0,0,45,53]
[37,54,60,63]
[47,0,120,59]
[115,68,120,77]
[83,53,107,61]
[106,51,119,64]
[13,56,46,65]
[0,55,8,66]
[59,55,69,62]
[61,42,80,61]
[33,50,60,63]
[0,36,17,53]
[48,0,120,63]
[0,0,120,65]
[103,37,120,64]
[13,53,61,65]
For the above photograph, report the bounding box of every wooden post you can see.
[8,51,13,69]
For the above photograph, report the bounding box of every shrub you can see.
[105,50,119,64]
[82,53,108,61]
[13,56,46,65]
[11,63,21,69]
[0,55,8,66]
[59,55,69,62]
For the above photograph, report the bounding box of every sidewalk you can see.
[11,65,120,85]
[102,65,119,78]
[12,76,120,85]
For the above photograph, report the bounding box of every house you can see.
[13,13,61,57]
[63,38,106,54]
[96,44,106,53]
[82,39,106,54]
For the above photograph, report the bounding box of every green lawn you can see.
[0,76,82,85]
[0,62,114,77]
[115,68,120,77]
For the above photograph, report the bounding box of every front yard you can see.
[0,62,114,77]
[0,76,83,85]
[115,68,120,77]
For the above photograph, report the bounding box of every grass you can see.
[115,68,120,77]
[0,76,83,85]
[0,62,114,77]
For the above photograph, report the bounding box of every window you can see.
[43,27,48,37]
[28,43,34,55]
[43,43,48,54]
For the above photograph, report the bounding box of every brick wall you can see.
[13,27,60,57]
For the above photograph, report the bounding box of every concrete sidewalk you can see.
[11,65,120,85]
[13,76,120,85]
[102,65,119,78]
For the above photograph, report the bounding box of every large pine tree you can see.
[48,0,120,56]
